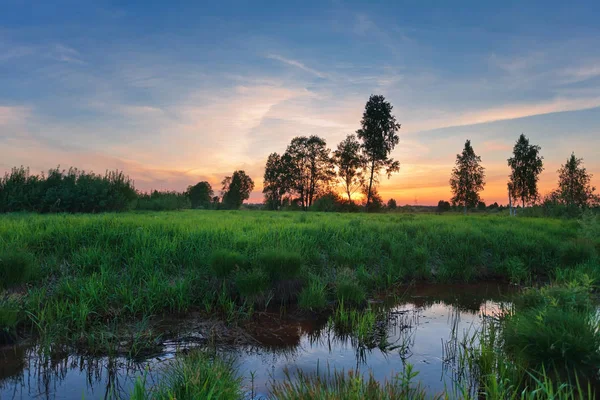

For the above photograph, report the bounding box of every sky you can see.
[1,0,599,205]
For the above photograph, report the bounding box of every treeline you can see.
[0,167,254,213]
[442,135,598,215]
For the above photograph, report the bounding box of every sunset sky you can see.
[1,1,599,205]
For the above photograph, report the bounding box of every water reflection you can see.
[0,283,514,399]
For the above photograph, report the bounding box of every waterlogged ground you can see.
[0,283,514,399]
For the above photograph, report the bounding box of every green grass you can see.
[0,249,36,289]
[131,350,242,400]
[270,364,428,400]
[0,210,596,352]
[502,285,600,379]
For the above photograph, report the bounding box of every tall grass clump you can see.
[502,285,600,381]
[0,250,36,289]
[270,364,428,400]
[132,351,242,400]
[0,301,20,344]
[234,268,270,305]
[257,250,303,281]
[335,268,366,306]
[298,276,328,312]
[209,250,248,279]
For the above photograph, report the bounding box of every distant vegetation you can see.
[0,95,597,215]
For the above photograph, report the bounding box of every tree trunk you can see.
[366,159,375,211]
[463,204,467,215]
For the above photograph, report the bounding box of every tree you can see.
[263,153,292,210]
[221,170,255,209]
[387,198,397,209]
[556,153,597,208]
[449,140,486,213]
[333,134,365,202]
[356,95,401,210]
[186,181,213,209]
[437,200,451,212]
[507,134,544,208]
[284,136,334,210]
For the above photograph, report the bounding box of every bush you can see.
[298,277,328,312]
[257,250,303,281]
[0,166,137,213]
[387,198,397,210]
[0,250,36,289]
[208,250,247,279]
[335,268,366,306]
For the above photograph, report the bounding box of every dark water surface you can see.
[0,283,514,399]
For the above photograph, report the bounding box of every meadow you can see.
[1,210,599,398]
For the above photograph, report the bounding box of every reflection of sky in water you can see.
[0,284,512,399]
[233,300,507,398]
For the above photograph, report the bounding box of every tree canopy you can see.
[333,134,365,203]
[221,170,255,209]
[556,153,597,208]
[449,140,486,211]
[356,95,401,209]
[186,181,213,209]
[507,134,544,207]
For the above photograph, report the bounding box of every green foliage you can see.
[502,285,600,378]
[386,198,397,209]
[270,364,427,400]
[298,277,328,312]
[335,268,366,306]
[501,256,528,284]
[0,166,137,213]
[135,190,190,211]
[134,351,242,400]
[559,239,596,267]
[209,250,247,279]
[556,153,598,208]
[257,250,303,281]
[234,268,269,302]
[0,301,20,344]
[0,250,36,289]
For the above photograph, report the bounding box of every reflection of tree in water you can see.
[395,282,515,313]
[0,345,165,400]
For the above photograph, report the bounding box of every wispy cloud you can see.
[266,54,326,78]
[52,44,85,64]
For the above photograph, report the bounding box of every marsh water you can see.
[0,283,514,399]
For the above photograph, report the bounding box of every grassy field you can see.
[1,210,599,398]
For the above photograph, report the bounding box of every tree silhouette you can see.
[284,136,334,210]
[221,170,254,209]
[333,134,365,203]
[356,95,401,210]
[557,153,597,208]
[507,134,544,208]
[186,181,213,209]
[450,140,486,213]
[263,153,292,210]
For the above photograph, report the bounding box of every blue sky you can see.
[1,0,599,204]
